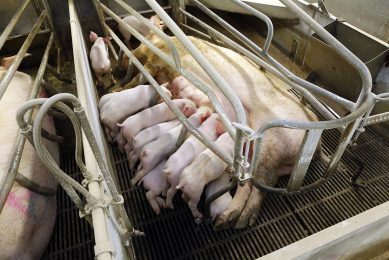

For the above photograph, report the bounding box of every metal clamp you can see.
[82,174,104,187]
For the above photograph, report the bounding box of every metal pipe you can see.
[279,0,372,109]
[191,0,355,111]
[106,26,233,165]
[15,99,90,215]
[0,34,53,214]
[180,8,336,121]
[248,94,374,181]
[101,3,236,138]
[230,0,274,53]
[147,0,246,126]
[68,0,113,258]
[0,10,47,101]
[0,0,31,51]
[109,0,182,70]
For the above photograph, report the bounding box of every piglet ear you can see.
[215,120,226,136]
[89,31,98,42]
[103,36,112,44]
[183,106,197,117]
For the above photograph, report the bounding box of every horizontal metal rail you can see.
[0,10,47,101]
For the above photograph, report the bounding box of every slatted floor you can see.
[43,125,389,259]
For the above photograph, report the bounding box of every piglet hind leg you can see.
[146,190,162,215]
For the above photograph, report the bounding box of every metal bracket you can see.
[94,240,115,257]
[81,174,104,187]
[80,194,124,217]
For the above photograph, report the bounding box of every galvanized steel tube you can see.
[0,34,53,214]
[279,0,372,108]
[0,0,31,51]
[68,0,113,258]
[0,10,47,101]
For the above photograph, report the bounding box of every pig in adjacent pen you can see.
[89,31,115,87]
[0,58,59,259]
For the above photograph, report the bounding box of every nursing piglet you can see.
[89,31,115,87]
[131,107,212,186]
[139,160,167,214]
[99,84,172,141]
[177,133,234,219]
[116,99,196,150]
[131,125,182,186]
[163,113,224,209]
[127,120,180,171]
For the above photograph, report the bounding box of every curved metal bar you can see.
[16,98,90,179]
[16,98,96,204]
[248,96,373,182]
[374,92,389,102]
[106,26,233,165]
[106,0,182,70]
[230,0,274,53]
[0,10,47,101]
[191,0,356,111]
[279,0,372,108]
[180,8,337,121]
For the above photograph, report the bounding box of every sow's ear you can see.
[89,31,98,42]
[150,15,165,30]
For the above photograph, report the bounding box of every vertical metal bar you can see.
[0,10,47,101]
[0,34,54,214]
[169,0,186,30]
[68,0,113,259]
[287,129,323,192]
[322,120,361,180]
[0,0,31,51]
